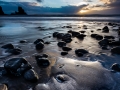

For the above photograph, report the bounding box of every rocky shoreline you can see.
[0,21,120,90]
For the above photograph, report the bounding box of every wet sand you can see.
[0,19,120,90]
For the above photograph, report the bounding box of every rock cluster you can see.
[2,58,39,82]
[1,43,22,55]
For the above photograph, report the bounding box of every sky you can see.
[0,0,120,15]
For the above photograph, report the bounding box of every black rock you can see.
[111,46,120,54]
[35,54,49,59]
[108,23,113,26]
[61,52,68,56]
[62,26,72,28]
[34,39,44,44]
[91,34,103,40]
[19,40,27,43]
[44,41,51,44]
[1,44,14,49]
[102,26,109,33]
[62,47,72,51]
[109,41,120,46]
[95,35,103,40]
[5,48,22,55]
[56,33,64,39]
[98,39,109,46]
[62,33,72,40]
[75,49,88,57]
[79,31,86,33]
[69,31,80,37]
[104,36,115,40]
[36,58,50,68]
[101,46,108,50]
[57,42,66,47]
[76,34,86,40]
[111,63,120,72]
[53,32,59,37]
[35,42,44,50]
[4,58,32,76]
[75,51,83,57]
[24,69,39,82]
[91,34,98,38]
[62,38,72,43]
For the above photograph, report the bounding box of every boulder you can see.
[5,48,22,55]
[36,58,50,68]
[62,38,72,43]
[91,34,98,38]
[75,49,88,57]
[79,31,86,33]
[76,34,86,40]
[34,39,44,44]
[24,69,39,82]
[98,39,109,46]
[104,36,115,40]
[57,42,66,47]
[35,54,49,59]
[62,47,72,51]
[4,58,32,76]
[91,34,103,40]
[53,32,59,37]
[56,33,64,39]
[69,31,80,37]
[61,52,68,56]
[109,41,120,46]
[19,40,27,43]
[95,35,103,40]
[62,33,72,40]
[102,26,109,33]
[111,46,120,54]
[1,43,14,49]
[111,63,120,72]
[35,42,44,50]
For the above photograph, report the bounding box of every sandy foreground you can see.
[0,19,120,90]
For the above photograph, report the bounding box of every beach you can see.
[0,17,120,90]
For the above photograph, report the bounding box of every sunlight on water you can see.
[0,22,27,35]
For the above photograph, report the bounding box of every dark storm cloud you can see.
[108,0,120,7]
[0,1,88,14]
[36,0,43,2]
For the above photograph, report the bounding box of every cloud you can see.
[0,1,88,14]
[36,0,43,2]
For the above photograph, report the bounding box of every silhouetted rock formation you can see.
[11,6,27,15]
[0,6,5,15]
